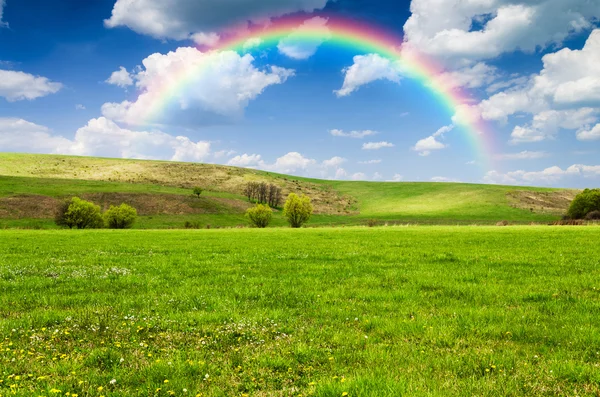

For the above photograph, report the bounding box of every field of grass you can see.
[0,153,578,228]
[1,226,600,396]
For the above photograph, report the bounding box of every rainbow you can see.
[138,16,495,170]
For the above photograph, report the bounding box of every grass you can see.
[1,226,600,396]
[0,153,577,227]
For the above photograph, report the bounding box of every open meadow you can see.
[1,226,600,396]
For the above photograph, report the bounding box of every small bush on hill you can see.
[568,189,600,219]
[367,219,378,227]
[585,210,600,220]
[56,197,103,229]
[246,204,273,228]
[283,193,313,228]
[184,221,201,229]
[104,203,138,229]
[193,187,203,198]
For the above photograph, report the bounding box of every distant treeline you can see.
[244,182,282,208]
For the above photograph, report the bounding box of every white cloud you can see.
[389,174,403,182]
[362,141,394,150]
[268,152,317,173]
[431,176,460,183]
[495,151,549,160]
[329,129,377,139]
[477,30,600,143]
[437,63,499,89]
[227,153,262,167]
[0,70,62,101]
[484,164,600,185]
[335,168,348,179]
[101,48,294,125]
[403,0,599,65]
[0,0,6,27]
[372,172,383,181]
[577,124,600,141]
[0,118,72,153]
[411,124,453,156]
[335,54,402,97]
[106,66,134,88]
[191,32,220,47]
[351,172,366,181]
[0,117,211,162]
[322,156,346,168]
[104,0,330,41]
[358,159,382,165]
[277,17,330,60]
[75,104,86,110]
[412,136,445,157]
[213,149,237,159]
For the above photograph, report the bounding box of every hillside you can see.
[0,153,577,228]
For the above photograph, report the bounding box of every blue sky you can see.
[0,0,599,187]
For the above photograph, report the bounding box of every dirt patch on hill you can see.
[507,190,579,215]
[0,195,60,218]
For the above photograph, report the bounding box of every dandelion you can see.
[164,379,169,383]
[97,386,104,392]
[342,393,349,397]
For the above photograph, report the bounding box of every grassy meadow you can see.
[1,227,600,396]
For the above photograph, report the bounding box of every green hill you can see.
[0,153,577,228]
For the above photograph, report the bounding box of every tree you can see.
[283,193,313,228]
[568,189,600,219]
[193,187,203,198]
[246,204,273,228]
[104,203,138,229]
[56,197,103,229]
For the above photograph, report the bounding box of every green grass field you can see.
[0,153,578,228]
[1,227,600,396]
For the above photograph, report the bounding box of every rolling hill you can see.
[0,153,577,228]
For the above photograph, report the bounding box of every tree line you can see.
[244,182,282,208]
[55,197,137,229]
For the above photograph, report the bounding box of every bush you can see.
[246,204,273,228]
[568,189,600,219]
[193,187,203,198]
[367,219,378,227]
[56,197,103,229]
[104,203,138,229]
[585,210,600,220]
[184,221,201,229]
[283,193,313,228]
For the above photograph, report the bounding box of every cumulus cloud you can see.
[403,0,599,65]
[577,124,600,141]
[75,104,86,110]
[0,117,211,162]
[191,32,220,47]
[278,17,331,60]
[358,159,382,165]
[437,63,499,89]
[101,48,294,125]
[0,70,62,101]
[431,176,460,183]
[362,141,395,150]
[389,174,403,182]
[495,151,549,160]
[322,156,346,168]
[411,124,453,156]
[351,172,366,181]
[335,54,402,97]
[329,129,377,139]
[243,38,263,51]
[104,0,330,41]
[106,66,134,88]
[227,153,263,167]
[484,164,600,186]
[475,30,600,143]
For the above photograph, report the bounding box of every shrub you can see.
[585,210,600,220]
[283,193,313,228]
[104,203,138,229]
[496,220,509,226]
[367,219,378,227]
[184,221,201,229]
[56,197,103,229]
[568,189,600,219]
[246,204,273,228]
[193,187,203,198]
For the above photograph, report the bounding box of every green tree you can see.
[104,203,138,229]
[568,189,600,219]
[283,193,313,228]
[246,204,273,228]
[56,197,103,229]
[193,187,203,198]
